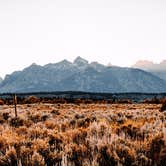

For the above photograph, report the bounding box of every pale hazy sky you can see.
[0,0,166,78]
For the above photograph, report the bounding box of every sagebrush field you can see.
[0,100,166,165]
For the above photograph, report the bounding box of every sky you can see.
[0,0,166,78]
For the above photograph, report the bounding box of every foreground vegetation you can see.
[0,98,165,165]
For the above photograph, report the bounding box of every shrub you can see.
[44,152,62,166]
[134,153,151,166]
[20,146,33,165]
[149,135,165,165]
[69,119,76,129]
[158,148,166,166]
[51,109,60,115]
[48,134,63,152]
[45,120,57,129]
[0,147,18,166]
[116,145,135,166]
[0,99,4,105]
[16,126,28,136]
[72,129,87,145]
[41,114,49,121]
[67,144,88,166]
[77,118,91,128]
[97,145,119,166]
[28,113,42,123]
[29,127,48,140]
[31,151,45,166]
[0,114,5,124]
[9,117,24,128]
[74,113,85,119]
[61,123,67,132]
[0,137,7,152]
[118,125,139,139]
[117,99,132,104]
[143,97,160,104]
[24,96,40,104]
[160,103,166,112]
[2,112,10,120]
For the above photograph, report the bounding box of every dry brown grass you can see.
[0,103,165,165]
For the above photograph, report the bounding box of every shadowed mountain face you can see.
[0,77,2,83]
[0,57,166,93]
[132,60,166,81]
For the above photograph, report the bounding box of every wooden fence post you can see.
[13,94,17,117]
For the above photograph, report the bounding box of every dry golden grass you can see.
[0,103,165,166]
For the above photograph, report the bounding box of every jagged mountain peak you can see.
[56,59,72,66]
[61,59,71,64]
[132,59,166,81]
[132,60,166,69]
[160,60,166,65]
[31,63,38,66]
[90,61,101,65]
[90,62,105,72]
[133,60,154,68]
[44,59,73,69]
[28,63,41,68]
[73,56,88,66]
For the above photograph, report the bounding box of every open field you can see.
[0,103,165,166]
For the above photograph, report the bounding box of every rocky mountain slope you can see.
[132,60,166,81]
[0,77,2,84]
[0,57,166,93]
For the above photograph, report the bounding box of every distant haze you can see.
[0,0,166,78]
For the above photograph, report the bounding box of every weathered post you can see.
[13,94,17,117]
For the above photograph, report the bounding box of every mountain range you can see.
[0,57,166,93]
[132,60,166,81]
